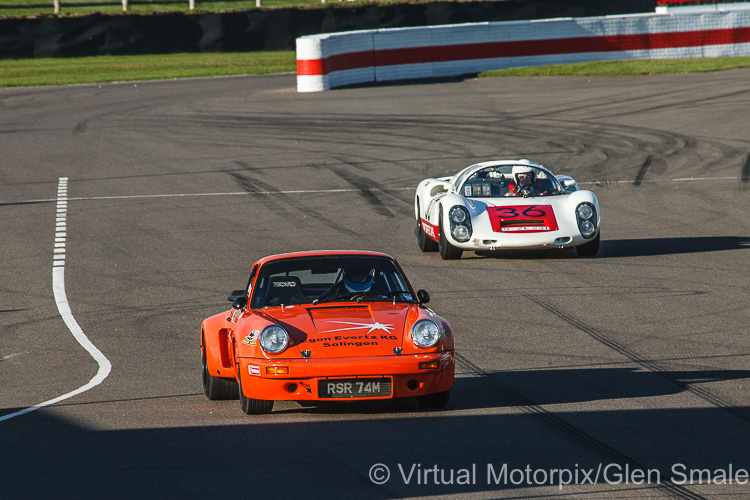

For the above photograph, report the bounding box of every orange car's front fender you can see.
[201,312,236,380]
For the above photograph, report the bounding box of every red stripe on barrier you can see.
[298,50,374,76]
[297,58,325,76]
[298,26,750,76]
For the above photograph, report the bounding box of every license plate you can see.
[318,377,392,398]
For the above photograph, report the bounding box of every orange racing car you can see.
[200,250,455,414]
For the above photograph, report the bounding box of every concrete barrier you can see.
[296,9,750,92]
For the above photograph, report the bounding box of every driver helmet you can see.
[512,164,536,184]
[343,267,375,293]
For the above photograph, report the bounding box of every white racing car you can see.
[414,159,601,259]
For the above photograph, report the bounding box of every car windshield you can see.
[250,255,416,308]
[458,165,563,198]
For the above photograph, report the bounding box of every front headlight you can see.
[577,203,594,220]
[412,320,441,348]
[452,224,470,241]
[450,207,467,223]
[448,206,472,242]
[575,202,597,239]
[259,325,289,354]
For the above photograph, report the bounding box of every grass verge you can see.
[479,56,750,77]
[0,51,297,87]
[2,52,750,88]
[0,0,432,17]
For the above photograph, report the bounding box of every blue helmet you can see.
[344,268,375,293]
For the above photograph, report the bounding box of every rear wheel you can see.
[201,336,239,400]
[438,208,463,260]
[575,232,600,257]
[416,390,450,409]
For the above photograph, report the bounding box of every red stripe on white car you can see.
[421,219,439,242]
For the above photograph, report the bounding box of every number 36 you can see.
[496,206,547,218]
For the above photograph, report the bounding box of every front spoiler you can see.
[453,231,597,251]
[238,351,455,401]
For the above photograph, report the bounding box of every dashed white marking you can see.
[2,352,27,361]
[0,177,111,423]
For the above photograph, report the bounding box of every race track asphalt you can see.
[1,70,749,499]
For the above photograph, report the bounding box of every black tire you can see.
[575,232,600,257]
[238,369,274,415]
[416,390,450,409]
[416,201,438,252]
[438,208,463,260]
[201,337,239,400]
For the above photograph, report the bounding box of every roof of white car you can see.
[450,159,547,186]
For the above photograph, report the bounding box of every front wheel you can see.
[575,232,600,257]
[202,336,239,400]
[438,208,463,260]
[416,390,450,409]
[416,200,438,252]
[416,220,438,253]
[238,370,274,415]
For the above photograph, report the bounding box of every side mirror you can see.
[232,296,248,310]
[417,289,430,304]
[227,289,245,302]
[561,179,579,192]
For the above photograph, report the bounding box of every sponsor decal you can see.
[273,281,298,288]
[242,330,259,345]
[297,322,400,348]
[502,226,550,232]
[305,334,398,348]
[322,321,395,334]
[421,219,438,241]
[248,364,261,376]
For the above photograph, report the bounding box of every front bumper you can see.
[238,351,455,401]
[455,230,595,251]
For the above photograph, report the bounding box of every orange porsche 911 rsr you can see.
[200,250,455,414]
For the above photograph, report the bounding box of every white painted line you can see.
[578,176,739,186]
[2,352,27,361]
[61,187,415,202]
[0,174,746,206]
[0,178,111,423]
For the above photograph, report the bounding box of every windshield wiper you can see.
[313,290,413,305]
[350,290,413,303]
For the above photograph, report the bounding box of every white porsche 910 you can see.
[414,160,601,259]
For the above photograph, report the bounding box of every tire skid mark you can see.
[73,120,87,134]
[527,295,750,425]
[455,353,706,500]
[633,155,652,187]
[328,162,395,218]
[741,153,750,185]
[227,167,359,236]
